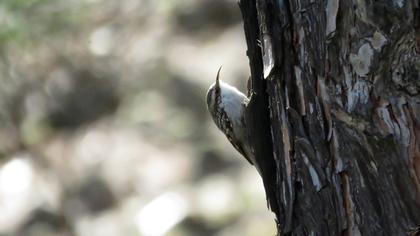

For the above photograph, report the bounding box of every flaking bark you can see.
[239,0,420,235]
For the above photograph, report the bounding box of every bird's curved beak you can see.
[215,66,222,90]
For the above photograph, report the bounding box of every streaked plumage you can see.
[206,67,279,215]
[206,67,256,168]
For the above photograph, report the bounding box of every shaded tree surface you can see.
[239,0,420,235]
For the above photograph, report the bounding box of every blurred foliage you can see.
[0,0,275,235]
[0,0,86,48]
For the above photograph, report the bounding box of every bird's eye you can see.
[207,90,213,107]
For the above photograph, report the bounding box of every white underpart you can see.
[208,80,249,122]
[217,80,257,168]
[219,80,248,121]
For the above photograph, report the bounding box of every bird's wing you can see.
[224,117,254,166]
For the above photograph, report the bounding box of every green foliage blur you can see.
[1,0,84,47]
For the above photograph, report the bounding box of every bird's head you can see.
[206,66,223,115]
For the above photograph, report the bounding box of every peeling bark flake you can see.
[342,173,361,236]
[326,0,339,37]
[262,33,275,79]
[370,31,388,51]
[375,102,395,135]
[294,66,306,115]
[317,76,333,140]
[349,43,374,77]
[331,128,344,173]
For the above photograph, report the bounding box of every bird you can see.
[206,66,279,216]
[206,66,259,172]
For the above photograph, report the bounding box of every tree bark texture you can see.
[239,0,420,235]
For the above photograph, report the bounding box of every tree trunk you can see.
[239,0,420,235]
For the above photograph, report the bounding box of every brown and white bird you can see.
[206,67,258,172]
[206,67,279,215]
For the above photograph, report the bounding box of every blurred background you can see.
[0,0,276,235]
